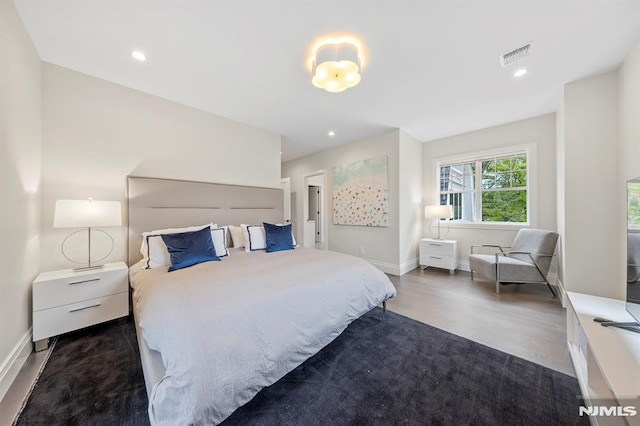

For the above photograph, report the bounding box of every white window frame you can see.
[432,143,537,230]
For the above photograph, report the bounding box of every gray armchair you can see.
[628,232,640,283]
[469,228,559,296]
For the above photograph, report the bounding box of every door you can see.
[303,172,327,249]
[308,185,320,243]
[281,177,291,224]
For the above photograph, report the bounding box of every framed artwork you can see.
[332,156,389,227]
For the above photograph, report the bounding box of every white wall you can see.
[619,39,640,183]
[618,40,640,294]
[282,130,402,274]
[560,71,621,299]
[41,63,282,271]
[556,97,566,289]
[398,130,423,274]
[423,114,557,271]
[0,0,42,400]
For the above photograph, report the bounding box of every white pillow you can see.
[145,235,172,269]
[244,224,267,252]
[210,226,229,257]
[229,225,245,248]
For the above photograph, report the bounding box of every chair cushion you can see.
[469,254,545,283]
[469,254,499,280]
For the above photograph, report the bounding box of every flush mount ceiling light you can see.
[311,41,362,93]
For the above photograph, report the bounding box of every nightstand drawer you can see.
[422,254,456,270]
[32,292,128,341]
[420,240,455,256]
[33,267,127,311]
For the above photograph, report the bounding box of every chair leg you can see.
[495,280,500,294]
[470,270,474,281]
[545,281,557,297]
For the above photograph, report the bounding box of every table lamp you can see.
[424,204,453,240]
[54,199,122,271]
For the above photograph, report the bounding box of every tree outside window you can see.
[439,152,528,224]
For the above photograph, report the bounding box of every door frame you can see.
[303,171,328,249]
[280,177,291,224]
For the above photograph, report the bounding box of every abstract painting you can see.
[332,156,389,227]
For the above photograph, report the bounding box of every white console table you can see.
[566,292,640,426]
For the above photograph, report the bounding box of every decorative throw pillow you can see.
[276,223,298,247]
[245,225,267,252]
[141,223,215,266]
[210,227,229,257]
[264,222,295,253]
[161,226,220,272]
[145,235,171,269]
[229,225,245,248]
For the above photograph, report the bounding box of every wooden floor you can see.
[386,267,574,377]
[0,266,574,425]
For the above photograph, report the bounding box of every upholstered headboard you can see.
[127,176,284,265]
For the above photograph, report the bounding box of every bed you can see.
[127,177,397,425]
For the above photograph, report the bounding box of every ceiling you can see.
[14,0,640,161]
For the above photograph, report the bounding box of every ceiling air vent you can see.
[500,42,532,67]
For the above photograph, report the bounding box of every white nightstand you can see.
[32,261,129,351]
[419,238,457,274]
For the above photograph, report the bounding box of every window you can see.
[438,151,528,224]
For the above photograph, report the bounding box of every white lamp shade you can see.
[424,204,453,219]
[54,199,122,228]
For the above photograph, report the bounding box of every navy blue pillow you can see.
[264,222,295,253]
[161,226,220,271]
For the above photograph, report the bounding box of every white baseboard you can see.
[457,259,470,272]
[399,258,419,276]
[368,257,419,276]
[367,259,401,276]
[0,329,33,402]
[366,258,418,276]
[543,273,566,306]
[554,276,567,307]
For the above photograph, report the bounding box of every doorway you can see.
[303,172,327,249]
[308,185,320,244]
[280,177,291,225]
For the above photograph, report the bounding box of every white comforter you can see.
[130,247,396,425]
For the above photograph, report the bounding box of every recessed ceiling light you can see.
[328,131,335,137]
[131,50,146,61]
[513,68,527,78]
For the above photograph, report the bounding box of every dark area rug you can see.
[14,309,587,426]
[14,317,149,426]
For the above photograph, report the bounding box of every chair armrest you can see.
[497,251,555,265]
[470,244,509,255]
[505,251,555,257]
